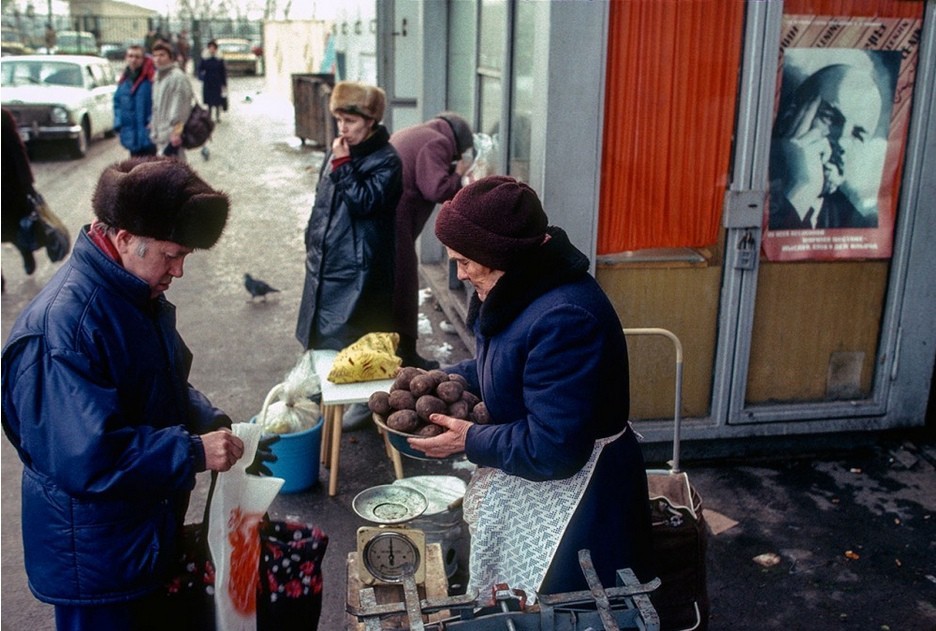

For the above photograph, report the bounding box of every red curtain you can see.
[598,0,744,254]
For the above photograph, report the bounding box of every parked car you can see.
[38,30,99,55]
[1,27,35,56]
[1,55,117,158]
[215,37,258,75]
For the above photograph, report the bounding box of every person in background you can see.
[44,23,56,51]
[1,107,38,281]
[198,40,227,123]
[150,41,193,160]
[409,176,655,597]
[295,81,402,429]
[175,30,191,74]
[389,112,474,369]
[113,45,156,157]
[1,157,250,630]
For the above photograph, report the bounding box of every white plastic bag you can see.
[463,132,499,186]
[208,423,284,631]
[256,351,321,434]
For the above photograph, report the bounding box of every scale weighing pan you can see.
[352,484,429,524]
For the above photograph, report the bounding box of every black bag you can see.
[16,191,71,262]
[182,103,215,149]
[222,96,229,112]
[647,472,710,631]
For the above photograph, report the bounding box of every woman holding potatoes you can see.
[408,176,654,599]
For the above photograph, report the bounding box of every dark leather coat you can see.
[295,125,402,350]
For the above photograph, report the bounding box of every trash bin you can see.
[292,73,336,147]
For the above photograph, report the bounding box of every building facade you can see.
[377,0,935,453]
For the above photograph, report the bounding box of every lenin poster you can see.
[762,16,922,262]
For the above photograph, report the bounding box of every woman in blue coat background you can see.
[409,176,654,598]
[198,40,227,122]
[113,45,156,156]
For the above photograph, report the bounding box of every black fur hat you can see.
[92,157,229,249]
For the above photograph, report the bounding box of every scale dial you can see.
[357,527,426,585]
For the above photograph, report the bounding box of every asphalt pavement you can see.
[2,74,934,631]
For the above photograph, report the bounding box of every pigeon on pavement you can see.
[244,273,280,302]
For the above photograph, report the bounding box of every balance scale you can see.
[352,484,429,586]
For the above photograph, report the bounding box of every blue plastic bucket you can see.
[251,416,323,493]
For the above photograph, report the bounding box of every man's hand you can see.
[170,133,183,147]
[778,96,832,212]
[407,413,471,458]
[201,428,245,472]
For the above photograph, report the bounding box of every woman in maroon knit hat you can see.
[410,175,654,599]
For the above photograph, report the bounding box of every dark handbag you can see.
[182,102,215,149]
[16,191,71,262]
[164,475,328,630]
[222,96,229,112]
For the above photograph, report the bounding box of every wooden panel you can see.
[747,260,889,402]
[597,265,720,420]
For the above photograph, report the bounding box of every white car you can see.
[1,54,117,158]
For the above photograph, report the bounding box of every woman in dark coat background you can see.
[409,176,654,599]
[295,81,402,352]
[197,40,227,122]
[2,107,38,280]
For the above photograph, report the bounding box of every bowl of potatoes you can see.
[368,367,489,460]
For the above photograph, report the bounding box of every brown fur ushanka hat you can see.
[92,157,229,249]
[329,81,386,122]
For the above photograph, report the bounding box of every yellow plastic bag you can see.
[327,332,402,383]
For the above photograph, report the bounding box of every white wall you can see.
[262,20,331,100]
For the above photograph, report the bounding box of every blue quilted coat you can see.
[113,58,156,155]
[1,228,229,605]
[447,227,655,594]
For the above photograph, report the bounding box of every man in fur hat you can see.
[1,157,248,629]
[389,112,474,369]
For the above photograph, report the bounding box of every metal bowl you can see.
[371,413,465,462]
[352,484,428,524]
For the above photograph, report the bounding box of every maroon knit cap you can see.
[435,175,548,270]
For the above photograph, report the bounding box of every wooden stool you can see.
[313,350,403,496]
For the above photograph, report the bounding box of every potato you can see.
[470,401,491,424]
[388,389,417,411]
[415,394,447,421]
[447,399,469,419]
[387,409,421,433]
[409,373,436,398]
[368,390,392,416]
[461,391,480,409]
[448,373,469,387]
[427,369,449,385]
[392,366,423,391]
[435,380,464,404]
[416,423,444,437]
